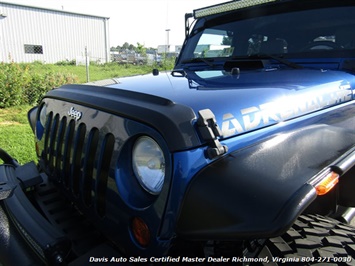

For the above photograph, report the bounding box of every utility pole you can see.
[85,46,90,82]
[165,29,170,54]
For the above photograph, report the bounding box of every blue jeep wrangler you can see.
[1,0,355,265]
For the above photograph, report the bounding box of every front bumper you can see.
[0,159,123,266]
[0,162,70,265]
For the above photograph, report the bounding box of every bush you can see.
[55,59,76,66]
[157,56,176,70]
[0,62,30,108]
[24,72,78,105]
[0,62,79,108]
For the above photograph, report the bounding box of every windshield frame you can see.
[176,1,355,69]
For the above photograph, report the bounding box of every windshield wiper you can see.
[252,53,303,69]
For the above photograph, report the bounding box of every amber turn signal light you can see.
[131,217,150,247]
[315,171,339,196]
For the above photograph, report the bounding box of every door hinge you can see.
[197,109,228,159]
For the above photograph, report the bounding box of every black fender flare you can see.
[176,124,355,240]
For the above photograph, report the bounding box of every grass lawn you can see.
[0,105,37,164]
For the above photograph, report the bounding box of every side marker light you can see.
[131,217,150,247]
[315,171,339,196]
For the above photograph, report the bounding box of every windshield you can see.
[178,5,355,64]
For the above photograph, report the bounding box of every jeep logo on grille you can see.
[68,107,82,121]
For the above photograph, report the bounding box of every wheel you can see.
[258,214,355,265]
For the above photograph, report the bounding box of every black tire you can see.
[258,214,355,265]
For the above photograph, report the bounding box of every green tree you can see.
[122,42,130,51]
[128,44,135,51]
[136,42,147,56]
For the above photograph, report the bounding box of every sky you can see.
[4,0,228,48]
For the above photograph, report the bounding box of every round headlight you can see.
[132,136,165,194]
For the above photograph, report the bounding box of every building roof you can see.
[0,1,110,20]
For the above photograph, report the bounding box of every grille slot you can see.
[42,113,114,217]
[72,123,86,196]
[43,112,53,164]
[55,116,67,180]
[63,120,75,188]
[96,133,115,217]
[83,128,99,207]
[48,114,59,171]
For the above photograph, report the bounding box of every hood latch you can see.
[197,109,228,159]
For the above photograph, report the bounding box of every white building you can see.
[0,1,110,63]
[157,45,182,55]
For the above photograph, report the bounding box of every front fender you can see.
[176,124,355,240]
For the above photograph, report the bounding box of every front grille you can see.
[42,111,115,217]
